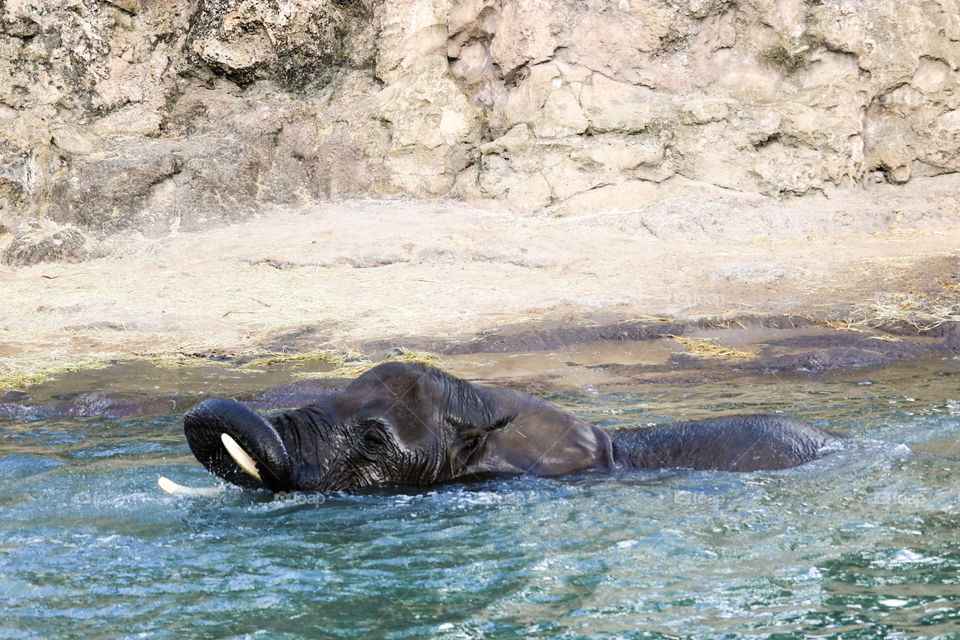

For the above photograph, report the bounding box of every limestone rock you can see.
[1,0,960,262]
[449,0,960,208]
[478,124,669,211]
[376,0,451,85]
[0,141,31,233]
[2,218,99,266]
[187,0,358,90]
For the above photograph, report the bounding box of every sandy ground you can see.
[2,192,960,388]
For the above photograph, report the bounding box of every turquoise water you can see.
[2,362,960,639]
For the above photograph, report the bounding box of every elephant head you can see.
[184,362,610,492]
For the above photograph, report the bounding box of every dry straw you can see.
[667,335,755,360]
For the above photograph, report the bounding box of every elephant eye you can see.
[361,426,388,449]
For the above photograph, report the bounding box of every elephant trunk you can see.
[184,398,295,491]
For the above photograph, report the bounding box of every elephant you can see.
[182,362,838,493]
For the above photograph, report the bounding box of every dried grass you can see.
[823,319,868,333]
[291,348,443,379]
[0,359,110,390]
[867,334,903,342]
[667,335,755,359]
[860,292,960,332]
[242,350,355,369]
[825,289,960,333]
[0,347,444,391]
[133,354,233,368]
[239,346,443,377]
[796,286,960,336]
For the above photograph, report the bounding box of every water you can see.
[3,362,960,639]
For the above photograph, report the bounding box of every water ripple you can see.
[3,364,960,638]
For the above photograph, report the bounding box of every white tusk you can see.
[221,432,262,482]
[158,476,224,496]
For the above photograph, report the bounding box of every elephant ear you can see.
[441,380,519,471]
[447,381,616,478]
[447,414,514,469]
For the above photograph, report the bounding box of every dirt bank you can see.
[2,190,959,391]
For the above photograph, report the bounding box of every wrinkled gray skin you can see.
[184,362,837,492]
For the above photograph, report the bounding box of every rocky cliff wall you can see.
[2,0,959,264]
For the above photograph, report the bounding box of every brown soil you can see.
[1,196,959,390]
